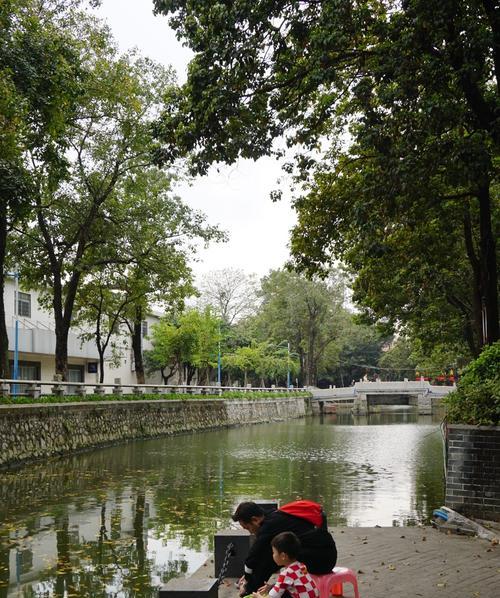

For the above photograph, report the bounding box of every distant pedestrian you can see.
[251,532,319,598]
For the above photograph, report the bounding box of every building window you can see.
[8,360,41,393]
[142,320,148,338]
[17,292,31,317]
[9,361,40,380]
[68,365,84,383]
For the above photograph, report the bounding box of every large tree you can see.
[111,169,223,384]
[153,0,499,353]
[55,166,222,383]
[0,0,90,377]
[251,269,344,386]
[146,308,220,385]
[196,268,259,325]
[11,24,181,379]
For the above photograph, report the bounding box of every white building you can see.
[4,278,163,386]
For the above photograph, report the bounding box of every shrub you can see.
[444,341,500,425]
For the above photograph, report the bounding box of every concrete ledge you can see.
[159,577,218,598]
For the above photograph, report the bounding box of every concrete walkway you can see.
[213,526,499,598]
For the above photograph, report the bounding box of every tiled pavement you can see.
[211,527,500,598]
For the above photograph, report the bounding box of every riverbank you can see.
[0,396,307,469]
[211,526,499,598]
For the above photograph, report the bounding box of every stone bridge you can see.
[309,380,455,414]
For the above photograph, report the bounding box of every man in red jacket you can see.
[232,501,337,596]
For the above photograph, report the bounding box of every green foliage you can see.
[324,316,387,385]
[444,342,500,425]
[0,0,89,376]
[378,338,417,381]
[456,341,500,386]
[250,268,345,385]
[145,308,221,384]
[153,0,500,355]
[73,167,222,382]
[222,342,300,387]
[7,9,224,378]
[0,390,310,405]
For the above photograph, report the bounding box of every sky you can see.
[94,0,297,281]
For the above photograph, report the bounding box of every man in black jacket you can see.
[232,502,337,595]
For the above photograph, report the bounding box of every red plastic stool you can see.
[311,567,360,598]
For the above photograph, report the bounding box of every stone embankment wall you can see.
[446,424,500,521]
[0,397,307,469]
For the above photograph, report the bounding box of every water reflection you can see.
[0,412,445,597]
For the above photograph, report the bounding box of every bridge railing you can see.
[309,380,455,399]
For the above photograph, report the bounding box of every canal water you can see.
[0,411,445,597]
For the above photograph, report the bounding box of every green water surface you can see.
[0,411,445,597]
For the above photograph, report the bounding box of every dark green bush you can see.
[444,341,500,425]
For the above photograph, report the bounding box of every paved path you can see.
[212,526,499,598]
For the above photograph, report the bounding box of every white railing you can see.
[0,378,309,399]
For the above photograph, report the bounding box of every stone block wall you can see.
[0,397,306,469]
[446,424,500,521]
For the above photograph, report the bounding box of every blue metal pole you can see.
[13,269,19,397]
[287,341,291,388]
[217,324,221,385]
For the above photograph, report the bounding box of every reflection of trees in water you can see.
[15,493,189,598]
[411,431,445,524]
[0,530,9,598]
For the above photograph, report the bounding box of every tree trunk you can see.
[52,269,82,380]
[307,329,316,386]
[54,325,69,381]
[477,185,499,345]
[0,209,10,378]
[463,204,484,354]
[160,365,177,384]
[131,307,145,384]
[98,346,105,384]
[186,364,196,385]
[176,359,184,384]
